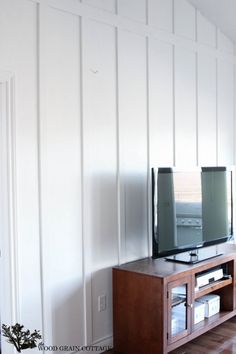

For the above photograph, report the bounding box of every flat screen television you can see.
[152,166,234,264]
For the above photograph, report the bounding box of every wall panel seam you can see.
[145,0,148,25]
[79,16,90,346]
[216,29,219,165]
[6,76,19,324]
[36,4,45,348]
[115,27,121,266]
[196,52,199,166]
[172,0,175,34]
[172,45,176,166]
[115,0,120,266]
[233,64,236,164]
[216,57,219,165]
[195,7,199,166]
[146,36,151,256]
[0,74,18,354]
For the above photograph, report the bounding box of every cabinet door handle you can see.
[187,303,193,308]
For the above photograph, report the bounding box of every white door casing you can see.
[0,72,19,354]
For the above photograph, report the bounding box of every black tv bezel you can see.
[151,166,234,259]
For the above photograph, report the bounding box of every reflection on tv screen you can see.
[157,169,232,254]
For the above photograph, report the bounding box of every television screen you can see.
[152,167,233,259]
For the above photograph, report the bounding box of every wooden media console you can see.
[113,244,236,354]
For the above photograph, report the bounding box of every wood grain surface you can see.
[103,315,236,353]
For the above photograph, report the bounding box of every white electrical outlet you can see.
[98,295,106,312]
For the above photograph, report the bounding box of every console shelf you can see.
[113,244,236,354]
[193,310,234,332]
[195,277,232,299]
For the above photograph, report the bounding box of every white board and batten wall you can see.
[0,0,235,353]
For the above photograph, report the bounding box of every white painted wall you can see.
[0,0,235,353]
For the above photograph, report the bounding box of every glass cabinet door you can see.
[167,276,192,344]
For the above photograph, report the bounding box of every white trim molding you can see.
[27,0,236,64]
[0,72,19,353]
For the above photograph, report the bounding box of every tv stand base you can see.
[165,250,223,264]
[113,244,236,354]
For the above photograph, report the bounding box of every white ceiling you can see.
[188,0,236,43]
